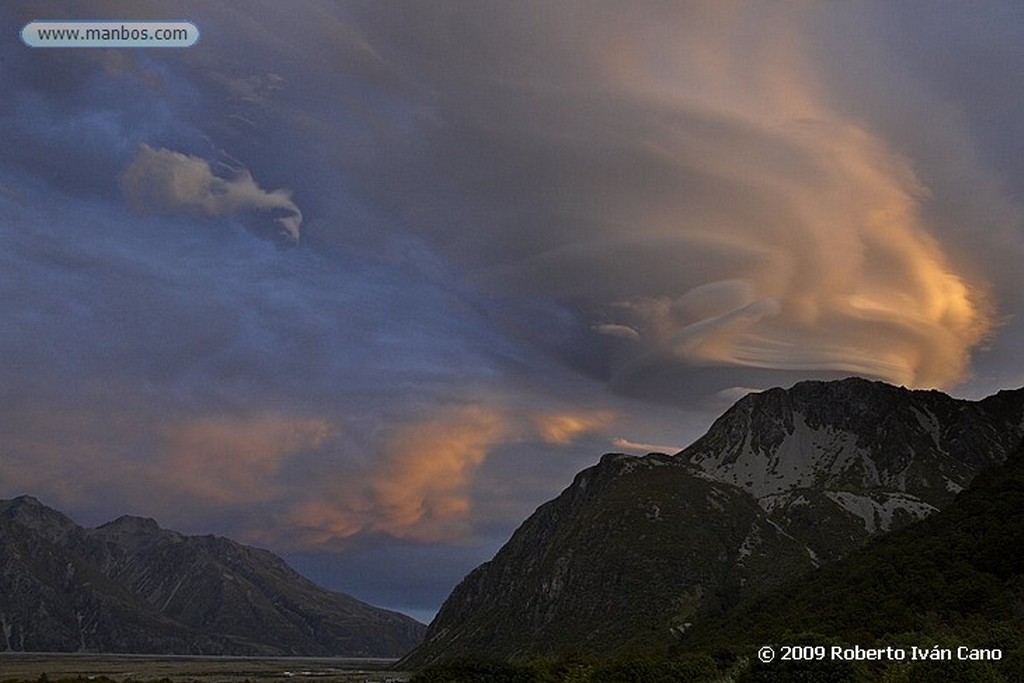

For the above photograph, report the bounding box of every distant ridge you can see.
[0,496,425,656]
[404,378,1024,666]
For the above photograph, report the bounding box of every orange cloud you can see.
[285,404,616,546]
[281,498,369,547]
[0,410,144,506]
[154,414,335,504]
[5,399,617,550]
[286,406,508,545]
[370,405,507,541]
[533,410,615,445]
[586,8,995,390]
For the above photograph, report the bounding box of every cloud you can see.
[597,117,992,390]
[286,406,508,545]
[0,407,337,516]
[344,2,1006,397]
[120,144,303,241]
[592,323,641,341]
[610,437,681,455]
[0,408,145,508]
[283,404,615,546]
[532,410,615,445]
[370,406,507,540]
[152,415,335,504]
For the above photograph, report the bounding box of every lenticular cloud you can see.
[592,116,991,389]
[381,3,996,391]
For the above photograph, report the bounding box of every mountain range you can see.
[0,497,425,656]
[404,378,1024,667]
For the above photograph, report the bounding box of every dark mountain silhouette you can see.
[0,497,425,656]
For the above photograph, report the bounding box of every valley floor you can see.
[0,653,408,683]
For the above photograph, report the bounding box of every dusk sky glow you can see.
[3,1,1024,623]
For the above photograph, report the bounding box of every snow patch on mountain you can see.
[822,491,938,533]
[693,412,870,498]
[910,406,942,451]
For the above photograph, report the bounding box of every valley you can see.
[0,653,408,683]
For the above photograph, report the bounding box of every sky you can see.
[3,1,1024,624]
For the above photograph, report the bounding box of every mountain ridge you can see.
[0,496,425,656]
[682,378,1024,560]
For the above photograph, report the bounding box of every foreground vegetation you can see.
[410,652,726,683]
[409,638,1023,683]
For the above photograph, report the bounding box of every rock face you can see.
[684,437,1024,654]
[685,378,1024,560]
[405,378,1024,665]
[0,497,425,656]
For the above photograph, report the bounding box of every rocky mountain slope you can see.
[684,437,1024,680]
[686,378,1024,560]
[405,378,1024,665]
[405,454,816,665]
[0,497,425,656]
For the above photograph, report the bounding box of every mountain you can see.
[685,378,1024,560]
[0,497,425,656]
[683,438,1024,680]
[404,454,816,665]
[404,378,1024,666]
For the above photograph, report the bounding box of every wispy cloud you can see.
[283,406,507,545]
[152,415,335,504]
[532,410,615,445]
[610,437,680,455]
[282,404,615,546]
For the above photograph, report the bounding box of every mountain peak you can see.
[733,376,921,420]
[404,445,816,666]
[680,379,1024,556]
[98,514,164,534]
[2,494,49,512]
[0,495,78,541]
